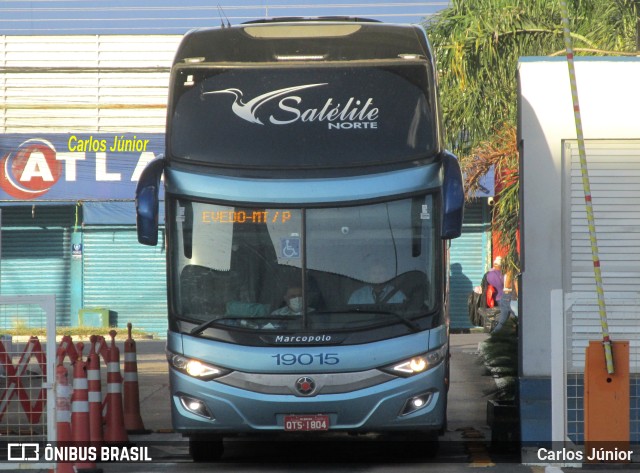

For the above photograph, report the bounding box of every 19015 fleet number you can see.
[272,353,339,366]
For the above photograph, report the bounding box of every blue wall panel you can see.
[449,201,488,330]
[82,226,168,336]
[0,205,74,328]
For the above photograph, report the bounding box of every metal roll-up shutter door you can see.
[83,226,167,335]
[449,201,489,330]
[565,140,640,370]
[0,205,74,327]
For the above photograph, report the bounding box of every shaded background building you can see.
[0,1,493,335]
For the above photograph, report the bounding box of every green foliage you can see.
[426,0,637,156]
[425,0,637,274]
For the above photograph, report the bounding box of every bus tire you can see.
[440,389,449,435]
[189,435,224,462]
[439,408,448,435]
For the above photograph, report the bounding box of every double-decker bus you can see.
[136,17,464,461]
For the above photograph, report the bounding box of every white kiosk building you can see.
[519,57,640,452]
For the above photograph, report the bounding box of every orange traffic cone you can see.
[56,335,77,365]
[123,323,148,434]
[71,342,100,472]
[102,330,128,444]
[87,336,103,446]
[55,350,74,473]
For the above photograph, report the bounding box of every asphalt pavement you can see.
[133,333,498,436]
[121,332,531,468]
[14,332,631,471]
[122,334,635,472]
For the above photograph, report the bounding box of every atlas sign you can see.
[0,134,162,200]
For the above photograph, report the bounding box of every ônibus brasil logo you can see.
[202,83,379,130]
[0,138,62,199]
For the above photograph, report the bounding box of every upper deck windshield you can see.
[168,64,438,170]
[169,195,438,336]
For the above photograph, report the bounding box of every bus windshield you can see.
[169,195,438,334]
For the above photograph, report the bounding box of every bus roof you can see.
[174,17,433,65]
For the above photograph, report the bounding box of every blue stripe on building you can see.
[449,200,489,330]
[82,226,167,334]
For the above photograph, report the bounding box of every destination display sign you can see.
[201,210,292,224]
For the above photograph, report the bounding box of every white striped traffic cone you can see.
[103,331,128,443]
[71,342,100,472]
[123,323,148,433]
[87,335,104,446]
[55,352,74,473]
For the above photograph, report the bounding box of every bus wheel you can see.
[189,435,224,462]
[439,396,449,435]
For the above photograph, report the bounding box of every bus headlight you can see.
[381,345,448,378]
[167,351,230,380]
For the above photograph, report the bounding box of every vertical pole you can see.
[0,208,3,295]
[70,204,83,326]
[550,289,566,443]
[45,294,57,444]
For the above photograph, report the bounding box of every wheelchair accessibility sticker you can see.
[281,238,300,259]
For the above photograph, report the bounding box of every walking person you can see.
[492,258,518,334]
[485,256,504,308]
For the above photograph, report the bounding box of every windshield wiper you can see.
[190,317,226,335]
[190,316,296,335]
[316,308,421,333]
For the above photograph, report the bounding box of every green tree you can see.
[426,0,638,272]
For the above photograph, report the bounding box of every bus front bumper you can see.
[169,363,447,435]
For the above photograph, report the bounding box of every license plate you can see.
[283,414,330,431]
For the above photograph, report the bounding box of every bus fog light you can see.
[180,395,213,419]
[400,392,434,416]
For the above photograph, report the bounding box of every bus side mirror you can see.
[135,158,165,246]
[441,151,464,240]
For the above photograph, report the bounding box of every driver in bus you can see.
[272,286,306,315]
[348,262,406,305]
